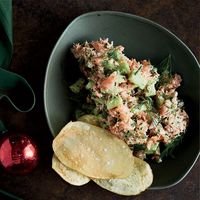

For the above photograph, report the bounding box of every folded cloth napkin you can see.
[0,2,34,199]
[0,0,35,112]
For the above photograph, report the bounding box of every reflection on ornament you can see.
[24,144,35,159]
[0,133,39,175]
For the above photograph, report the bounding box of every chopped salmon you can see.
[100,72,117,90]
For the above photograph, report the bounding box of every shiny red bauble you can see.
[0,133,39,175]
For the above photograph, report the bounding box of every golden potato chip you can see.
[93,157,153,196]
[78,115,99,126]
[53,121,133,179]
[52,154,90,186]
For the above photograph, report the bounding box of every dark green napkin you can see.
[0,0,35,112]
[0,0,12,68]
[0,1,34,199]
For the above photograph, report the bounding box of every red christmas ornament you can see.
[0,133,39,175]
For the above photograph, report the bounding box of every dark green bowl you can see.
[44,11,199,189]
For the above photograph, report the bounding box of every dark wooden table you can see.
[0,0,199,199]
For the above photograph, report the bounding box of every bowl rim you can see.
[44,11,200,189]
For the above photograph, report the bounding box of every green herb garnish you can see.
[156,54,172,87]
[133,144,146,151]
[134,65,142,75]
[69,78,85,94]
[160,134,184,160]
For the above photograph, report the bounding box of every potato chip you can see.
[93,157,153,196]
[52,154,90,186]
[53,121,133,179]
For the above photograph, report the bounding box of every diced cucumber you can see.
[109,86,120,95]
[128,69,148,89]
[101,85,120,95]
[108,49,121,61]
[118,61,130,75]
[131,104,147,114]
[102,59,115,70]
[145,142,159,154]
[145,84,156,96]
[116,74,125,84]
[106,96,123,110]
[85,80,94,90]
[69,78,85,94]
[91,96,104,104]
